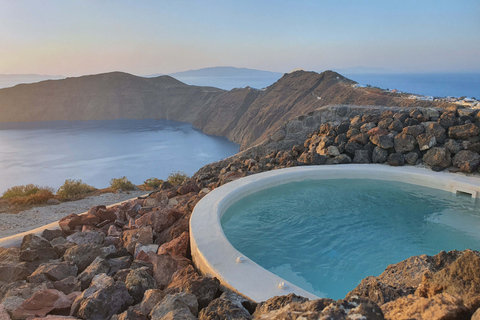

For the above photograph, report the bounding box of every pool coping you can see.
[189,164,480,302]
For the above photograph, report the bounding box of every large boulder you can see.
[75,281,133,320]
[66,231,105,246]
[19,234,58,262]
[415,250,480,311]
[424,122,447,144]
[452,150,480,172]
[422,147,452,168]
[149,292,198,320]
[394,133,416,153]
[125,268,157,304]
[165,265,220,309]
[199,291,252,320]
[58,214,82,235]
[370,135,394,149]
[28,262,78,283]
[372,147,388,163]
[381,293,470,320]
[448,123,480,139]
[77,257,110,290]
[157,231,189,258]
[11,289,80,320]
[122,227,154,255]
[253,295,383,320]
[416,133,437,151]
[63,245,104,272]
[0,248,31,281]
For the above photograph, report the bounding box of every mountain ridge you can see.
[0,70,455,150]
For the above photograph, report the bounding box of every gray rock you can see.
[64,244,104,272]
[353,150,371,163]
[439,112,457,129]
[370,135,394,149]
[404,152,419,165]
[424,122,447,144]
[416,133,437,151]
[77,257,110,290]
[125,268,157,303]
[402,125,425,138]
[67,231,105,246]
[149,292,198,320]
[452,150,480,173]
[388,119,404,132]
[394,133,416,153]
[445,139,463,154]
[387,153,405,166]
[41,229,65,241]
[325,154,352,165]
[423,147,452,168]
[75,281,133,320]
[372,147,389,163]
[19,234,58,262]
[28,261,78,283]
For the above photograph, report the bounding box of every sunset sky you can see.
[1,0,479,76]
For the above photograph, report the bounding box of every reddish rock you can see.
[122,226,154,255]
[368,127,389,137]
[107,225,122,237]
[157,231,189,258]
[78,213,100,226]
[149,292,198,319]
[148,253,186,290]
[137,289,166,315]
[58,214,82,235]
[177,182,201,196]
[417,133,437,150]
[95,207,117,222]
[0,303,11,320]
[135,210,177,233]
[165,265,219,309]
[381,293,470,320]
[425,122,447,144]
[346,276,414,305]
[12,289,80,320]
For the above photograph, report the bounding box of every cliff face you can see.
[0,70,454,150]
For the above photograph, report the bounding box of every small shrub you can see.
[2,184,41,199]
[10,189,55,205]
[57,179,96,200]
[167,171,189,186]
[2,184,55,205]
[143,177,163,190]
[110,176,136,191]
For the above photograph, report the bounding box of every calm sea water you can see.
[222,179,480,299]
[0,119,239,194]
[343,73,480,98]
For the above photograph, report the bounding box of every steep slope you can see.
[0,72,224,123]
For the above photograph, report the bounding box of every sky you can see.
[0,0,479,76]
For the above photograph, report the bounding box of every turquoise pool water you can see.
[221,179,480,299]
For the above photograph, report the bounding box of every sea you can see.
[0,119,239,194]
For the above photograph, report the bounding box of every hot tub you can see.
[190,164,480,302]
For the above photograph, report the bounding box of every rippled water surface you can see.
[0,119,239,194]
[221,179,480,299]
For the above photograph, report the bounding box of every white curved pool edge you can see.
[0,194,149,248]
[190,164,480,303]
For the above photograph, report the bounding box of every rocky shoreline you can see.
[1,105,480,319]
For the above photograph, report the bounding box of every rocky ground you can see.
[1,105,480,320]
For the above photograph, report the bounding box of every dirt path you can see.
[0,191,147,239]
